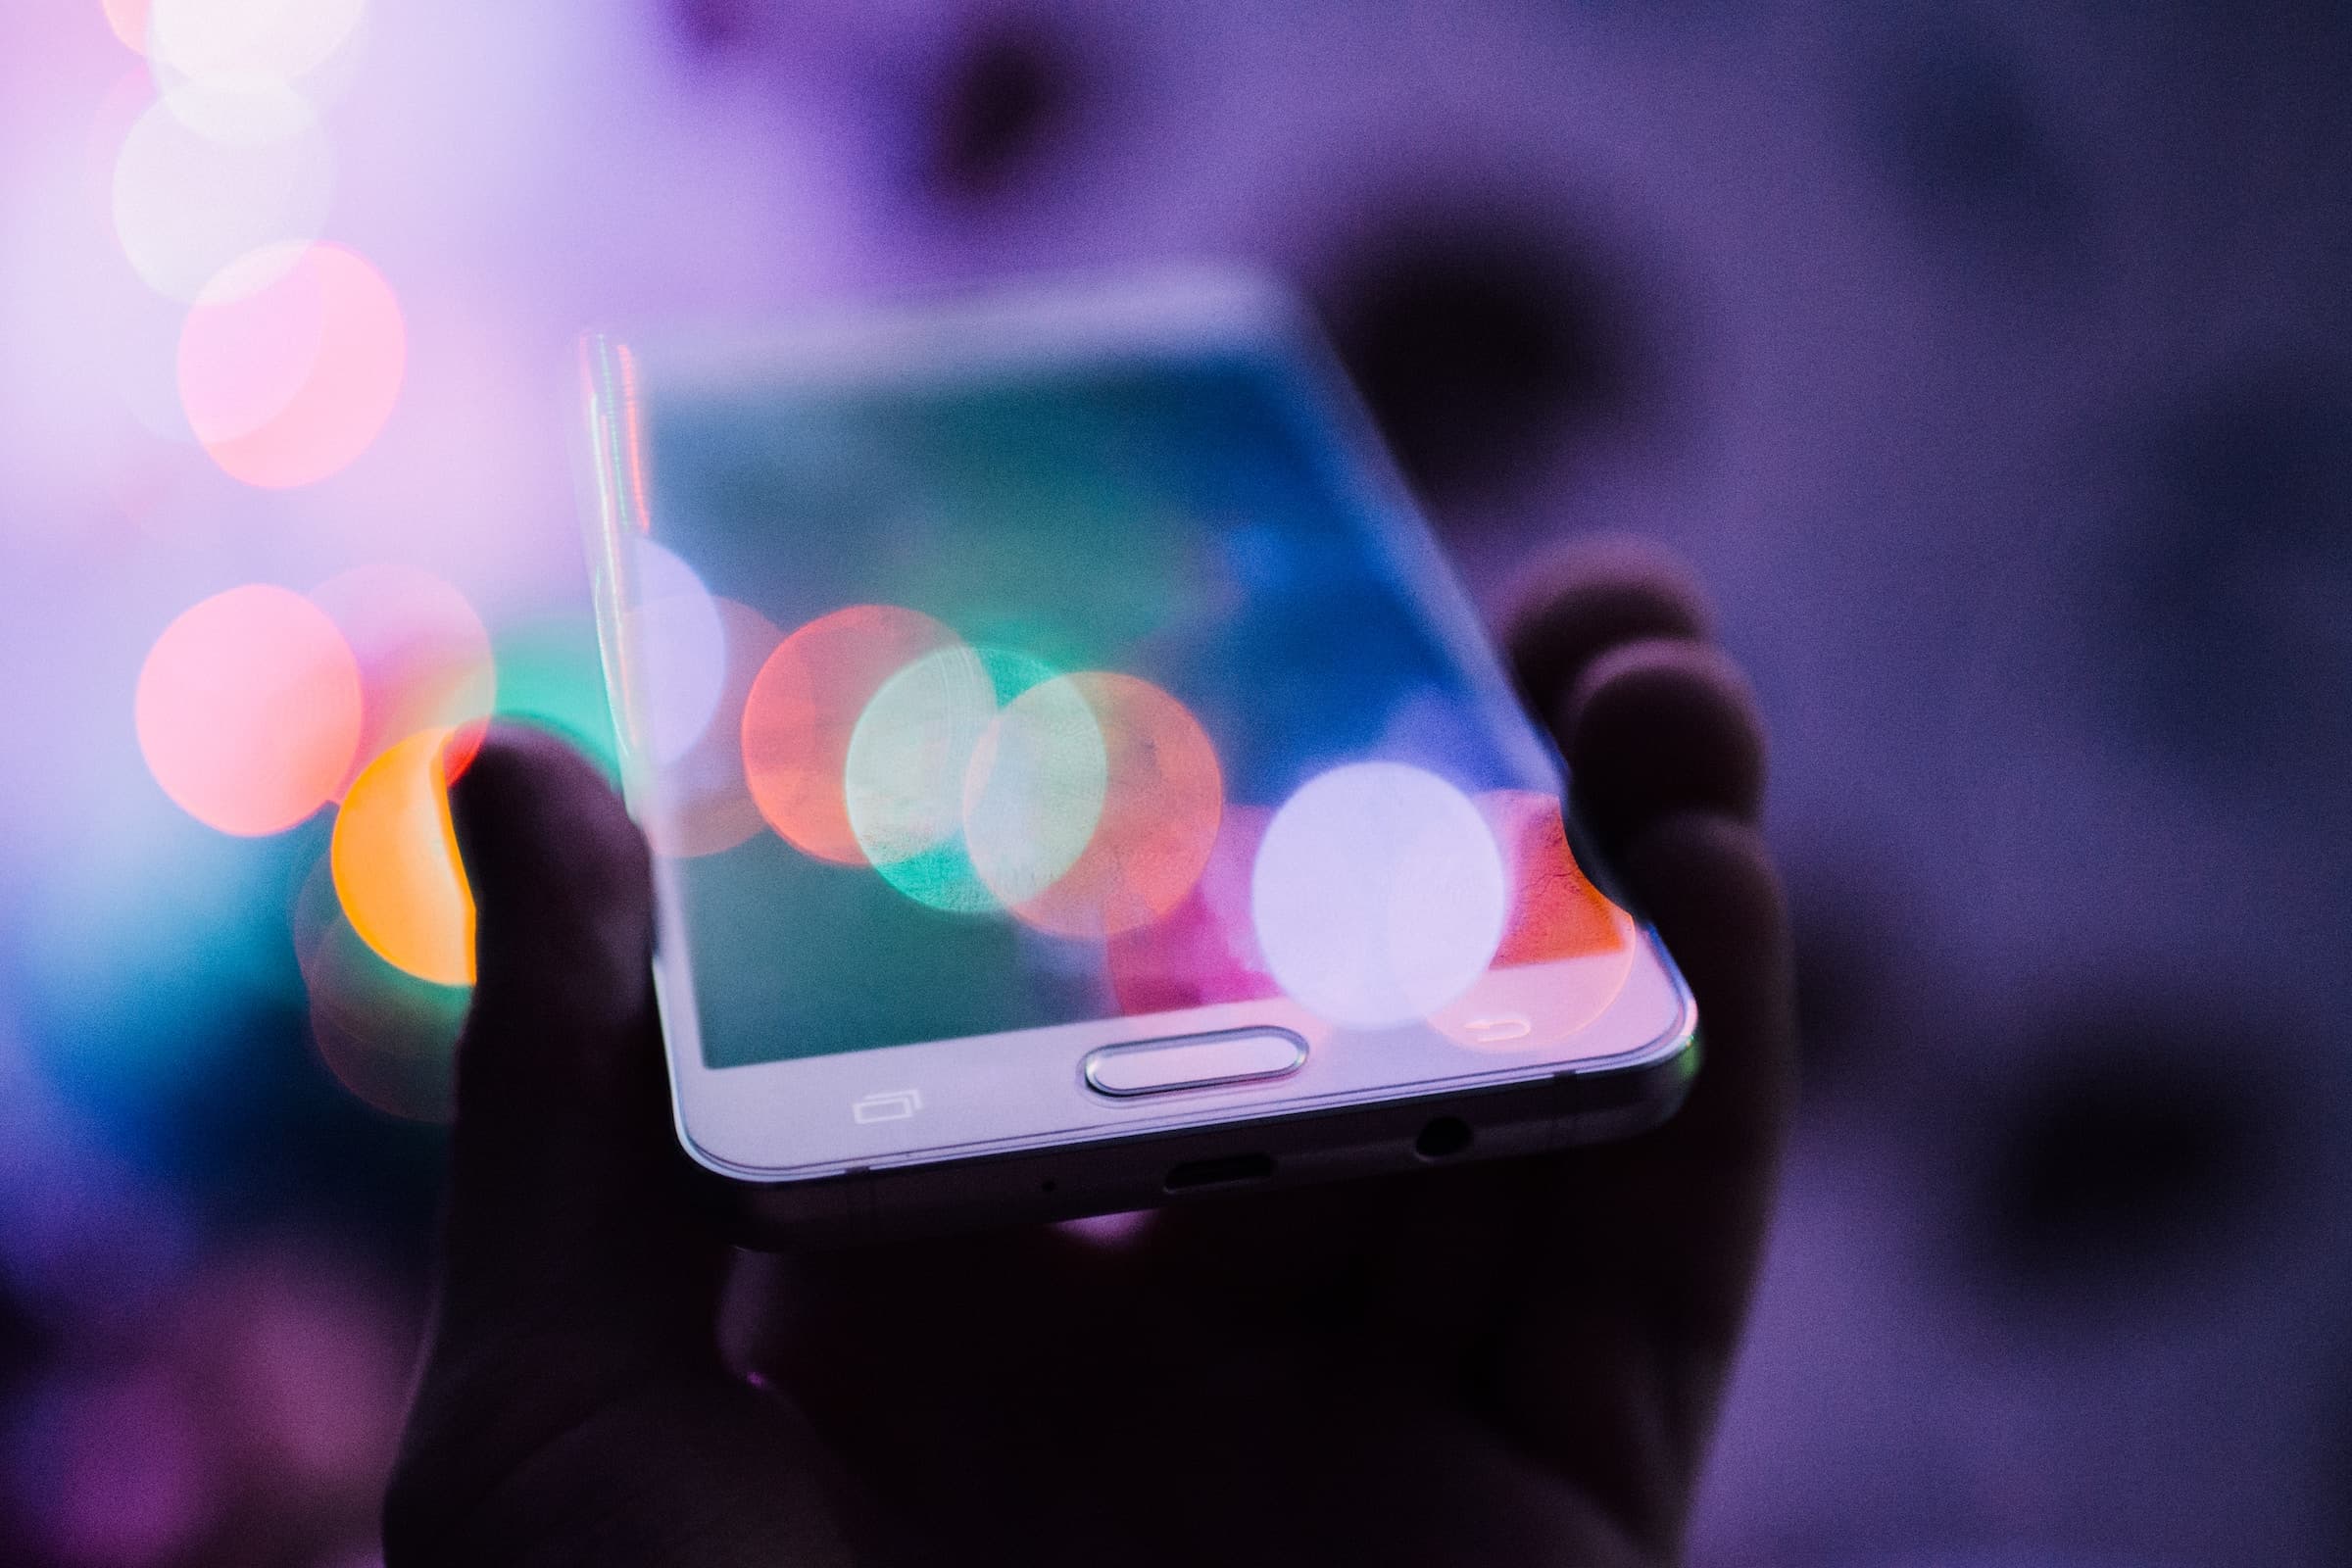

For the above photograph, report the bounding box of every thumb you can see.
[391,726,862,1563]
[432,724,723,1366]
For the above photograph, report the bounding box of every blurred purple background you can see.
[3,2,2347,1563]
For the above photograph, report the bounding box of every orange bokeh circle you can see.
[331,727,475,987]
[1001,673,1223,941]
[136,583,362,836]
[177,242,406,489]
[1477,789,1637,967]
[1421,792,1640,1054]
[741,605,961,864]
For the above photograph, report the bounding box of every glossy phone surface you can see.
[578,274,1694,1207]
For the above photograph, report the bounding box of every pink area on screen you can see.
[1106,803,1281,1014]
[742,604,964,864]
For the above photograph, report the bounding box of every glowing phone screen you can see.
[600,342,1635,1068]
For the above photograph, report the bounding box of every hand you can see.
[383,542,1794,1567]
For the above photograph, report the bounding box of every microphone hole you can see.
[1415,1116,1475,1159]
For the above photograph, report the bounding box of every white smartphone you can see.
[575,271,1697,1244]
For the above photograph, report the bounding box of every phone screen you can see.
[598,333,1639,1071]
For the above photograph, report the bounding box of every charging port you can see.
[1164,1152,1276,1191]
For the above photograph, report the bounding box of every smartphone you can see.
[575,271,1696,1244]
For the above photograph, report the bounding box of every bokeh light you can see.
[88,67,158,219]
[1251,761,1507,1028]
[309,564,494,796]
[648,597,782,858]
[329,727,473,987]
[961,674,1109,910]
[741,604,961,864]
[145,0,368,92]
[1416,791,1641,1051]
[154,74,326,145]
[986,673,1223,940]
[1105,804,1281,1013]
[177,241,407,489]
[1477,789,1638,968]
[845,644,1056,913]
[293,856,460,1122]
[12,1363,217,1565]
[488,617,621,779]
[135,584,361,836]
[111,86,331,301]
[619,537,727,765]
[101,0,153,55]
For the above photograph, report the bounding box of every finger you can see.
[1482,808,1794,1553]
[1360,639,1769,1368]
[1504,535,1713,719]
[1562,637,1766,848]
[432,727,725,1364]
[392,726,864,1566]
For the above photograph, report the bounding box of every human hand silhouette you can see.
[384,542,1792,1567]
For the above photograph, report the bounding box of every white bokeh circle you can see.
[1252,761,1507,1028]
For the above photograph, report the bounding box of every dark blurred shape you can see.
[1783,859,1889,1095]
[2109,368,2352,786]
[12,1358,220,1566]
[1322,217,1630,504]
[1979,1011,2269,1296]
[0,1275,33,1395]
[926,25,1075,201]
[0,1277,39,1557]
[670,0,761,54]
[3,1238,414,1568]
[1882,30,2073,238]
[2333,1371,2352,1555]
[147,997,444,1267]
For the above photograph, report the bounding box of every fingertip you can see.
[1621,811,1787,962]
[1565,638,1767,840]
[448,725,650,951]
[447,724,655,1102]
[448,726,644,897]
[1504,535,1714,712]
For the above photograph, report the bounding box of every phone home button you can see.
[1083,1027,1307,1099]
